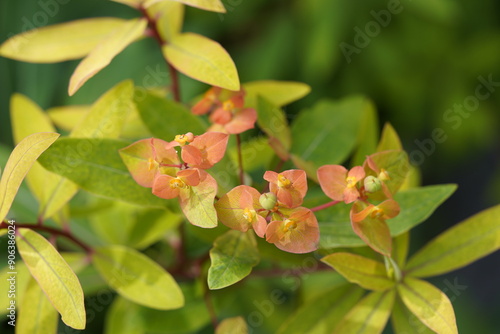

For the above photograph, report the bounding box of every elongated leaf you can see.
[0,132,59,222]
[333,290,396,334]
[291,96,367,168]
[397,277,457,334]
[376,123,402,152]
[243,80,311,109]
[163,32,239,90]
[256,96,291,159]
[37,138,167,208]
[145,0,225,13]
[216,316,248,334]
[0,18,126,63]
[208,230,260,289]
[17,278,58,334]
[17,229,85,329]
[391,297,434,334]
[135,90,206,141]
[105,296,144,334]
[318,185,456,248]
[0,262,30,317]
[392,232,409,268]
[154,1,184,42]
[69,19,147,95]
[92,245,184,310]
[406,204,500,277]
[277,285,364,334]
[47,105,89,132]
[321,253,394,291]
[10,94,63,216]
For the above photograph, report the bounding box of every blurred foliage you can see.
[1,0,499,333]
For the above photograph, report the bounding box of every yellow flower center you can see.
[148,157,156,171]
[370,206,384,219]
[174,133,194,145]
[378,168,390,181]
[242,208,256,223]
[346,176,357,188]
[283,219,297,232]
[277,174,291,188]
[223,99,235,111]
[169,178,188,189]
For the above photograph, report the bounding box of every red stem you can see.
[310,200,341,212]
[139,5,181,102]
[1,221,93,254]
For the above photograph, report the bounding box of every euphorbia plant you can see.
[0,1,499,334]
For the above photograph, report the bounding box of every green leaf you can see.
[0,18,127,63]
[179,170,218,228]
[163,32,239,90]
[105,297,144,334]
[0,132,59,222]
[392,232,409,268]
[387,184,457,235]
[406,204,500,277]
[135,90,206,141]
[333,289,396,334]
[145,0,226,13]
[37,138,168,208]
[228,136,274,172]
[111,0,145,8]
[17,278,58,334]
[208,230,260,289]
[321,252,394,291]
[17,229,85,329]
[376,123,403,152]
[256,96,291,159]
[391,297,435,334]
[92,245,184,310]
[318,184,457,249]
[69,19,147,95]
[243,80,311,109]
[291,95,367,168]
[277,285,364,334]
[216,316,248,334]
[397,277,457,334]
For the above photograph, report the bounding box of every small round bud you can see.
[364,176,382,193]
[259,192,277,210]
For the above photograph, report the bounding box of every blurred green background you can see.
[1,0,499,332]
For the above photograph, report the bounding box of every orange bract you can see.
[181,132,229,169]
[317,165,365,204]
[264,169,307,208]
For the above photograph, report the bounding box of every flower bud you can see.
[364,176,382,193]
[259,192,277,210]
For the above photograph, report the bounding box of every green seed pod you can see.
[259,192,277,210]
[364,175,382,193]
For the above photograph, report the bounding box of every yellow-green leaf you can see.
[376,123,402,152]
[145,0,225,13]
[69,19,147,95]
[10,94,63,216]
[333,289,396,334]
[47,105,90,132]
[17,229,85,329]
[163,32,239,90]
[391,297,435,334]
[0,18,126,63]
[321,252,394,291]
[208,230,260,290]
[406,204,500,278]
[92,245,184,310]
[105,296,144,334]
[392,232,409,268]
[243,80,311,109]
[17,278,58,334]
[154,1,185,42]
[256,96,291,159]
[179,170,218,228]
[216,316,248,334]
[0,132,59,222]
[0,262,30,317]
[397,277,457,334]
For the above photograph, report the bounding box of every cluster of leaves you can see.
[0,1,499,333]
